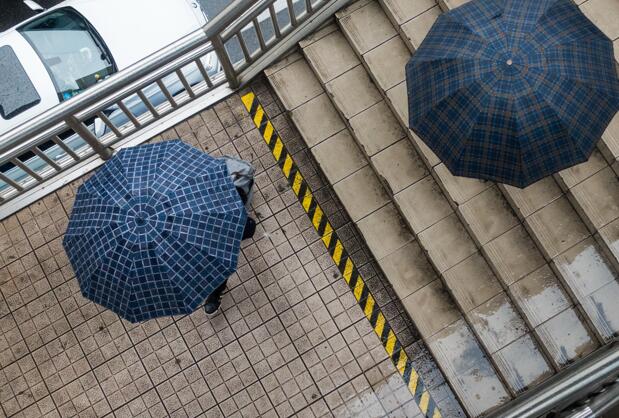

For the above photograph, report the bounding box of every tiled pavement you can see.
[0,77,462,417]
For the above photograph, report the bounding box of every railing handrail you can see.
[0,0,256,155]
[487,340,619,418]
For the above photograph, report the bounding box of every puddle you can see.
[554,239,618,338]
[493,334,553,393]
[555,239,615,296]
[582,281,619,340]
[510,266,570,327]
[469,293,527,353]
[536,308,598,366]
[428,320,510,416]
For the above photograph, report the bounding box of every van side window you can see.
[0,46,41,120]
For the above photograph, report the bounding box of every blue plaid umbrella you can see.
[406,0,619,187]
[63,140,247,322]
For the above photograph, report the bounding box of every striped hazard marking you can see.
[242,92,441,418]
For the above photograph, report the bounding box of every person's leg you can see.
[204,280,227,315]
[204,217,255,315]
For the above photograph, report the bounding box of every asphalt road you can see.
[0,0,231,32]
[0,0,64,31]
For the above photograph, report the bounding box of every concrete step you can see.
[601,114,619,178]
[379,0,441,53]
[437,0,470,12]
[265,52,511,417]
[580,0,619,45]
[336,0,601,376]
[303,17,556,405]
[555,151,619,272]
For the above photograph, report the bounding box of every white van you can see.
[0,0,218,136]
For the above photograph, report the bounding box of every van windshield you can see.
[18,8,115,102]
[0,45,41,119]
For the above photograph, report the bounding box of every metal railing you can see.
[487,340,619,418]
[0,0,351,219]
[560,377,619,418]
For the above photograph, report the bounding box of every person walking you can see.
[204,156,256,315]
[204,215,255,314]
[62,141,250,323]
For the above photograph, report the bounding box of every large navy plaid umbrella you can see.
[63,140,247,322]
[406,0,619,187]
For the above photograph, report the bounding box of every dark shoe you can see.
[204,293,222,315]
[204,283,226,315]
[242,217,256,240]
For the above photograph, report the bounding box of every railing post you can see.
[65,116,114,160]
[211,35,240,89]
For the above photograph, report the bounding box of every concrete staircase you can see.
[265,0,619,415]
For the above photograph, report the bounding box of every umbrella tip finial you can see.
[506,58,513,66]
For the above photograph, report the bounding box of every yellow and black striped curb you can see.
[242,92,441,418]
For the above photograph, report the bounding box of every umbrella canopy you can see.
[63,140,247,322]
[406,0,619,187]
